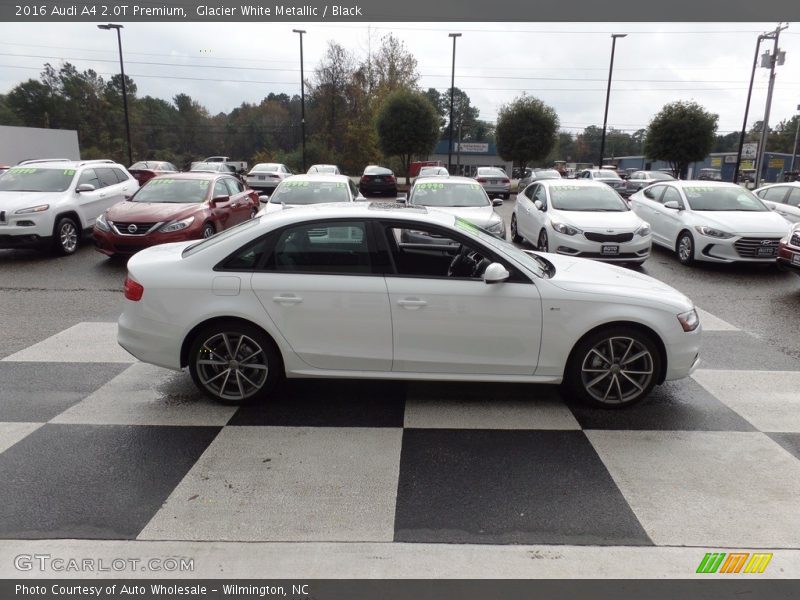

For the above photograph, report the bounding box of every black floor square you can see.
[0,424,220,539]
[228,378,407,427]
[394,429,652,545]
[0,362,129,422]
[566,379,756,431]
[768,432,800,462]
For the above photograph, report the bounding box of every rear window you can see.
[364,166,391,175]
[478,168,506,178]
[596,170,621,179]
[251,163,282,173]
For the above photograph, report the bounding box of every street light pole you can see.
[599,33,626,168]
[754,23,787,188]
[292,29,307,172]
[448,33,461,173]
[790,103,800,174]
[98,23,132,165]
[733,33,765,183]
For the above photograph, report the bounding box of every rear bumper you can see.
[118,309,183,370]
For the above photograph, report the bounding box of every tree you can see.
[370,34,419,103]
[495,96,559,170]
[375,90,439,182]
[644,101,718,178]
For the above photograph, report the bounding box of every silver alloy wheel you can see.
[59,221,78,253]
[580,335,655,405]
[195,332,269,401]
[202,224,215,238]
[678,235,693,262]
[510,215,518,238]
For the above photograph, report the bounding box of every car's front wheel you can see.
[537,229,549,252]
[510,214,523,243]
[202,223,216,238]
[53,216,80,255]
[188,321,280,404]
[677,231,695,265]
[564,326,661,408]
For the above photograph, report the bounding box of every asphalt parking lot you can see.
[1,194,799,578]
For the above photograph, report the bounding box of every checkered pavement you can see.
[1,310,799,550]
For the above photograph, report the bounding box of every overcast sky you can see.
[2,22,800,138]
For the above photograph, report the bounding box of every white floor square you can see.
[0,422,43,454]
[138,426,403,542]
[696,308,739,332]
[50,363,238,426]
[587,430,800,548]
[405,382,580,430]
[692,369,800,432]
[2,323,136,363]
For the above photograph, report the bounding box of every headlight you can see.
[636,222,651,237]
[486,220,505,234]
[159,216,195,233]
[95,213,110,232]
[551,222,581,236]
[677,308,700,332]
[694,225,733,239]
[14,204,49,214]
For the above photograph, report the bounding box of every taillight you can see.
[501,178,510,184]
[362,175,373,182]
[477,177,487,183]
[388,175,396,183]
[124,276,144,301]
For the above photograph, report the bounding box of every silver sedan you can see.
[475,167,511,199]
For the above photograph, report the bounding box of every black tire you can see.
[202,223,216,239]
[249,208,258,220]
[676,230,695,265]
[188,321,280,405]
[563,326,661,408]
[510,213,523,243]
[537,229,549,252]
[52,216,80,255]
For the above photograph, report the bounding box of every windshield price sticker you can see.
[150,179,177,185]
[552,186,581,192]
[685,187,714,193]
[63,169,75,175]
[284,181,310,188]
[416,183,445,190]
[9,167,37,174]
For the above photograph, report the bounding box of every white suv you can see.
[0,159,138,255]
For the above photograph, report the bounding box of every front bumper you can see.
[664,326,702,382]
[551,230,652,263]
[694,234,783,263]
[777,241,800,275]
[0,215,55,249]
[93,225,202,257]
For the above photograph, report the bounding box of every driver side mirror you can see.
[76,183,95,193]
[534,200,544,210]
[258,195,269,204]
[663,200,681,210]
[492,198,503,206]
[211,194,229,205]
[396,194,407,204]
[483,262,510,284]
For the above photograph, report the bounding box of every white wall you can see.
[0,126,80,165]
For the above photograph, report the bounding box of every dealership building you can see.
[427,140,513,177]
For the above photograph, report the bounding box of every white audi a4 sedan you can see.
[118,203,701,408]
[629,180,792,265]
[511,179,652,264]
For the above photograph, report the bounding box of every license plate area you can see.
[601,245,619,255]
[757,247,777,257]
[791,253,800,265]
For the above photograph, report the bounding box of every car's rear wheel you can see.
[53,216,79,255]
[537,229,549,252]
[677,231,695,265]
[510,214,523,243]
[564,326,661,408]
[188,321,279,404]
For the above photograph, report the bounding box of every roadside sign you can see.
[742,143,758,159]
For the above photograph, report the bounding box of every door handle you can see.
[273,294,302,305]
[397,298,427,309]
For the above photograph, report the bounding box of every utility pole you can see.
[733,34,765,183]
[447,33,461,173]
[293,29,306,172]
[599,34,626,168]
[754,23,788,188]
[791,103,800,174]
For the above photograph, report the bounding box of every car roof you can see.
[414,176,477,185]
[672,180,741,188]
[14,159,122,169]
[757,181,800,189]
[279,173,353,183]
[150,172,221,181]
[258,201,458,228]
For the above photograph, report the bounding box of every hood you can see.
[0,190,65,212]
[106,201,204,222]
[545,253,692,311]
[550,208,644,231]
[689,209,791,236]
[418,205,500,227]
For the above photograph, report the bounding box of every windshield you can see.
[454,217,547,278]
[191,162,222,172]
[549,185,628,211]
[0,167,76,192]
[648,172,675,181]
[477,168,506,178]
[596,170,621,179]
[252,163,281,173]
[269,180,349,204]
[683,186,769,211]
[410,182,489,207]
[535,170,561,179]
[133,178,211,203]
[311,166,337,173]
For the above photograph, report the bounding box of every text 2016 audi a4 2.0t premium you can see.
[94,172,259,258]
[119,203,701,408]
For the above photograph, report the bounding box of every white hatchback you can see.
[119,203,701,409]
[629,181,792,265]
[512,179,651,264]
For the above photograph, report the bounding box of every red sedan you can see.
[128,161,179,185]
[93,172,259,258]
[778,223,800,277]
